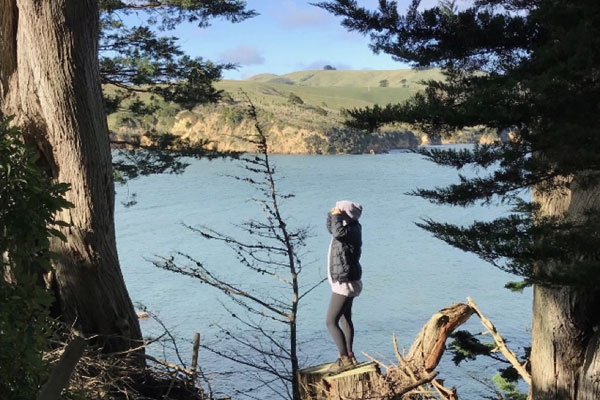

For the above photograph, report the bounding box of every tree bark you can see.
[531,176,600,399]
[0,0,142,352]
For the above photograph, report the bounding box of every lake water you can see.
[115,147,532,399]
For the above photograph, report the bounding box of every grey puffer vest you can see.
[327,212,362,283]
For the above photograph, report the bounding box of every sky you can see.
[135,0,443,80]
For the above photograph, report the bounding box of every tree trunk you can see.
[0,0,142,352]
[531,176,600,399]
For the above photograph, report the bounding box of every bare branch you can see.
[467,297,532,385]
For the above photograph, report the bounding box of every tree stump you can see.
[298,362,381,400]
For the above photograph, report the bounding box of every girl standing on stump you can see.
[325,200,363,375]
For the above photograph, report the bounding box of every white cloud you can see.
[276,0,331,28]
[219,45,265,66]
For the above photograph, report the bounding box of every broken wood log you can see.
[406,303,475,372]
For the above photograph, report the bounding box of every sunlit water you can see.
[115,146,532,399]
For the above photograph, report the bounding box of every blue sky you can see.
[150,0,442,80]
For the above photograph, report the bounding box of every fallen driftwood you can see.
[298,303,474,399]
[37,336,87,400]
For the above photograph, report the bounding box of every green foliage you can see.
[287,92,304,105]
[448,330,496,365]
[305,134,328,154]
[379,79,389,87]
[221,106,245,128]
[112,131,238,183]
[0,276,53,399]
[505,280,532,293]
[0,118,72,399]
[448,330,530,396]
[99,1,256,181]
[492,373,528,400]
[317,0,600,286]
[324,127,368,154]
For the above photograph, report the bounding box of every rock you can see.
[420,134,442,145]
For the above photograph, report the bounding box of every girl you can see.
[325,200,363,375]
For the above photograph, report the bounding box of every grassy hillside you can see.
[246,68,443,88]
[217,68,443,110]
[215,80,412,110]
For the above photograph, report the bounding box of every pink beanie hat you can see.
[335,200,363,220]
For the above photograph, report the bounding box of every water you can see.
[115,147,532,399]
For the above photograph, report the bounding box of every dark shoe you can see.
[326,355,354,376]
[349,354,358,365]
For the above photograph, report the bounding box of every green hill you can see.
[247,68,443,88]
[217,68,443,110]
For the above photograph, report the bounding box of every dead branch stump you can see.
[406,303,474,372]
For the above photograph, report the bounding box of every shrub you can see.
[221,106,245,128]
[305,134,327,154]
[324,127,368,154]
[0,118,72,399]
[287,92,304,105]
[314,106,328,116]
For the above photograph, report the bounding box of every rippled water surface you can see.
[115,147,532,399]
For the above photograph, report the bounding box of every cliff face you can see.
[171,110,320,154]
[164,107,418,154]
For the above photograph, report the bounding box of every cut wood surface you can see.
[298,362,380,399]
[325,362,382,400]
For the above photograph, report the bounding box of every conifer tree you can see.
[317,0,600,398]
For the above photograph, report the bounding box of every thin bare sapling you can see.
[154,99,323,400]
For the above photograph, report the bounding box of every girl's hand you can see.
[331,207,342,215]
